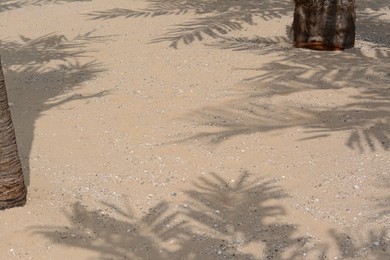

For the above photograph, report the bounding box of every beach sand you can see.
[0,0,389,259]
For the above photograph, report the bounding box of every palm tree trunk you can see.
[293,0,356,50]
[0,57,27,210]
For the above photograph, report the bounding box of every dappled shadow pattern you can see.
[87,0,291,20]
[0,0,92,12]
[206,35,291,52]
[178,47,389,151]
[85,0,292,48]
[372,178,390,223]
[352,0,390,49]
[0,31,109,185]
[177,4,390,151]
[377,196,390,223]
[329,228,390,258]
[30,172,318,259]
[176,172,307,259]
[0,0,22,12]
[150,12,253,48]
[30,172,390,258]
[84,0,390,49]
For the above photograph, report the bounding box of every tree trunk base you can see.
[0,58,27,210]
[293,0,356,51]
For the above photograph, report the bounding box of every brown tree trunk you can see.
[293,0,356,50]
[0,57,27,210]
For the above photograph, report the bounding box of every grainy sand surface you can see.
[0,0,389,259]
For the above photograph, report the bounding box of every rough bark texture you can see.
[293,0,356,50]
[0,57,27,210]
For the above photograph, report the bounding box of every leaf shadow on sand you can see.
[329,228,390,259]
[29,172,318,259]
[0,0,92,13]
[370,177,390,224]
[84,1,390,152]
[83,0,390,50]
[84,0,292,48]
[174,4,390,152]
[0,31,111,186]
[30,171,390,258]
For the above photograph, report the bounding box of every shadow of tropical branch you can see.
[30,171,390,258]
[30,172,317,259]
[0,0,23,12]
[370,178,390,225]
[86,0,291,20]
[176,172,306,259]
[206,35,292,52]
[175,5,390,151]
[329,228,390,258]
[177,73,389,151]
[0,0,92,13]
[84,0,390,49]
[0,31,108,67]
[151,12,251,48]
[0,31,110,185]
[85,0,293,48]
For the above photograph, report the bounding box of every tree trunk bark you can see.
[293,0,356,50]
[0,57,27,210]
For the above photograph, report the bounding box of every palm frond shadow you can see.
[329,228,390,258]
[176,172,306,259]
[176,50,389,151]
[30,172,324,259]
[206,35,292,52]
[85,0,292,48]
[0,0,92,12]
[0,31,110,67]
[328,176,390,258]
[151,12,251,49]
[376,198,390,222]
[376,186,390,222]
[370,178,390,223]
[0,0,22,12]
[0,31,110,185]
[175,7,389,151]
[84,0,390,49]
[86,0,291,20]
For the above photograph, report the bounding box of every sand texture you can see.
[0,0,389,259]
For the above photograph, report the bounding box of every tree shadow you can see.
[0,31,110,186]
[83,1,390,151]
[324,168,390,258]
[85,0,293,48]
[0,0,22,12]
[176,47,389,151]
[30,171,322,259]
[173,4,389,152]
[370,177,390,224]
[329,228,390,258]
[84,0,390,49]
[0,0,92,13]
[29,171,390,258]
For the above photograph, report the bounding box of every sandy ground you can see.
[0,0,389,259]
